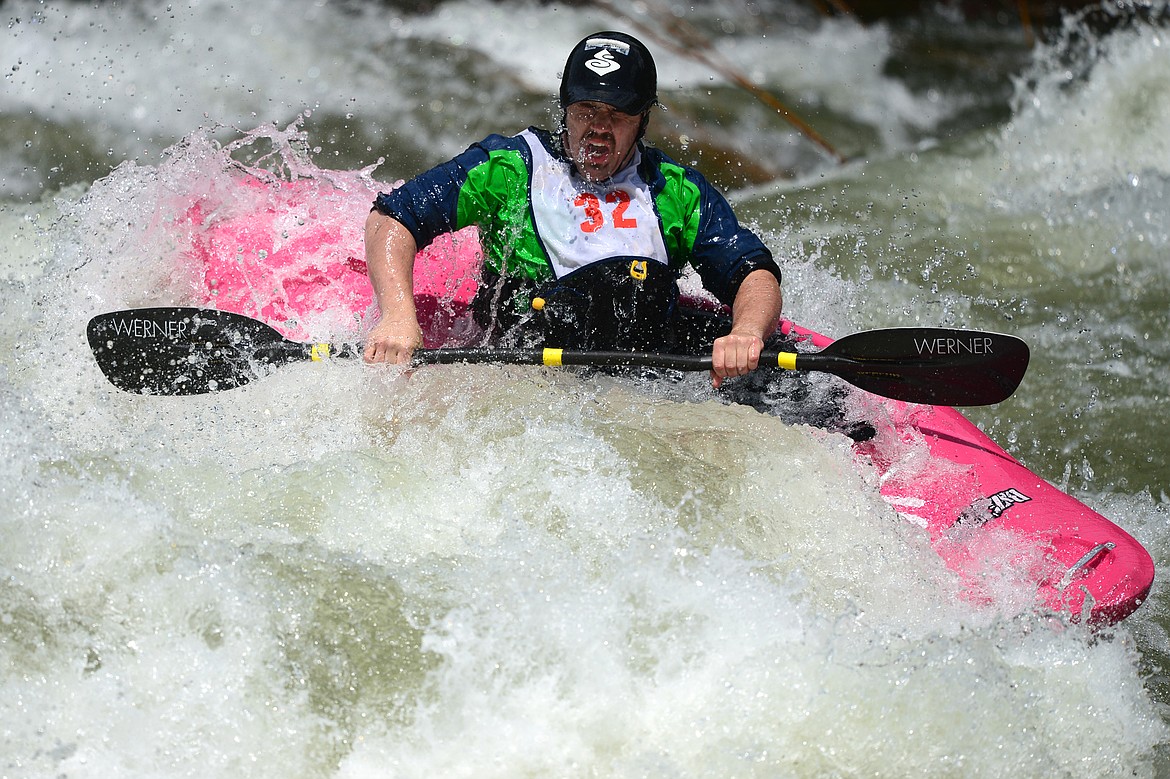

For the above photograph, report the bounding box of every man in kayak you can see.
[362,30,783,388]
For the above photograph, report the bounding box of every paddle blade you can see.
[799,327,1030,406]
[87,307,305,395]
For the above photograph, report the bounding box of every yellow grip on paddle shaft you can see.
[776,352,797,371]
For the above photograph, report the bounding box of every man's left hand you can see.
[711,330,764,388]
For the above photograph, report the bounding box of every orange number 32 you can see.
[574,190,638,233]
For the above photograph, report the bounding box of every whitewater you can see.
[2,1,1169,776]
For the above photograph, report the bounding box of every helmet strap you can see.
[636,112,650,141]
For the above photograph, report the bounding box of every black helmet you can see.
[560,31,657,115]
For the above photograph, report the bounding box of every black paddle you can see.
[86,307,1029,405]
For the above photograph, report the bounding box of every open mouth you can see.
[579,133,614,166]
[583,142,610,162]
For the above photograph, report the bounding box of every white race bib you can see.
[522,129,669,279]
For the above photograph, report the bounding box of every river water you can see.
[2,1,1169,776]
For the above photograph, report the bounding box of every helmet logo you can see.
[585,49,621,76]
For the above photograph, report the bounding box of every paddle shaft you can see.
[413,347,781,371]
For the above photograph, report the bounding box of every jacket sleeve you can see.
[371,134,520,250]
[686,168,781,307]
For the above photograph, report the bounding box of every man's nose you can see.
[587,108,618,128]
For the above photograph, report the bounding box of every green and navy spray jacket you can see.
[372,127,780,308]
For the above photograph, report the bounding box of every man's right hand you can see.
[363,211,423,365]
[363,317,424,364]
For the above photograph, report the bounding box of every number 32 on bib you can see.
[574,190,638,233]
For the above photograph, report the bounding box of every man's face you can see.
[563,101,644,182]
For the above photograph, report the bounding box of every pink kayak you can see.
[181,172,1154,625]
[780,321,1152,625]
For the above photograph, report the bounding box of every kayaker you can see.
[363,30,784,388]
